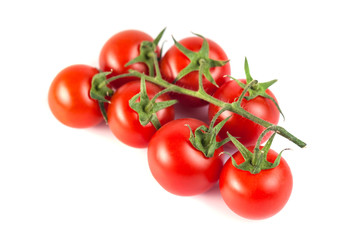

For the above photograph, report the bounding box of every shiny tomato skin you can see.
[48,64,103,128]
[99,30,158,89]
[147,118,224,196]
[160,37,230,107]
[208,79,280,147]
[107,80,175,148]
[220,147,293,220]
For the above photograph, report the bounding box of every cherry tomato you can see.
[208,79,280,147]
[160,36,230,107]
[48,64,103,128]
[147,118,223,196]
[107,80,175,148]
[220,147,293,220]
[99,29,158,89]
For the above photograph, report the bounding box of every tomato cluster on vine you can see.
[48,28,306,220]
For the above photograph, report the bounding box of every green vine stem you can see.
[116,70,306,149]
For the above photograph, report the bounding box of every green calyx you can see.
[226,126,290,174]
[129,76,177,130]
[235,57,285,119]
[90,71,114,123]
[172,33,229,87]
[188,107,231,158]
[125,28,166,77]
[90,71,114,103]
[90,71,137,123]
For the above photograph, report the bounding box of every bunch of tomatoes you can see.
[48,29,305,220]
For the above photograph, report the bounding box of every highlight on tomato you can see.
[147,118,224,196]
[48,64,103,128]
[160,34,230,107]
[107,80,175,148]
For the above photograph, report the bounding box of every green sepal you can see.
[213,116,230,134]
[125,28,166,77]
[172,33,229,87]
[230,154,255,172]
[153,27,166,47]
[90,71,114,103]
[90,71,114,123]
[242,57,285,119]
[227,131,288,174]
[128,76,177,129]
[187,124,210,155]
[253,133,276,172]
[227,132,253,164]
[187,116,231,158]
[257,133,290,170]
[244,57,254,82]
[125,41,154,66]
[187,124,219,158]
[265,148,289,169]
[152,99,178,113]
[129,92,149,125]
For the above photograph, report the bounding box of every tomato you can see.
[208,79,280,147]
[48,64,103,128]
[219,146,293,220]
[107,80,175,148]
[147,118,223,196]
[99,29,158,89]
[160,36,230,107]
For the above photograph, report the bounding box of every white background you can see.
[1,0,359,239]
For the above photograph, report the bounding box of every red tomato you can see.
[160,36,230,107]
[208,79,280,147]
[48,64,103,128]
[107,80,175,148]
[99,30,158,89]
[220,147,293,220]
[147,118,223,196]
